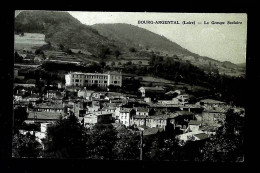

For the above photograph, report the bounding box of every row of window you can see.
[75,83,107,87]
[73,79,109,84]
[72,75,108,79]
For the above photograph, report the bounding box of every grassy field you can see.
[14,33,47,51]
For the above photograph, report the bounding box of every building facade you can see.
[65,72,122,88]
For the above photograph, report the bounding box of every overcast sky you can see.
[68,11,247,64]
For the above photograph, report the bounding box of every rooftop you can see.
[84,111,112,117]
[200,99,225,104]
[119,108,133,113]
[203,107,226,113]
[143,127,164,136]
[135,107,149,112]
[193,133,209,140]
[35,103,64,109]
[28,111,63,120]
[189,120,202,125]
[139,86,165,91]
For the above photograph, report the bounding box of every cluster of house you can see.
[13,71,245,147]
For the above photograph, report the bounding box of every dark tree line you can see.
[112,55,245,107]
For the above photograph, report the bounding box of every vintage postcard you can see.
[13,10,246,161]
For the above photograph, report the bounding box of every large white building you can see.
[65,71,122,88]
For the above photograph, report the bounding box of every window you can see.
[104,81,107,83]
[75,79,79,82]
[114,81,117,84]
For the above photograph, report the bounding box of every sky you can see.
[68,11,247,64]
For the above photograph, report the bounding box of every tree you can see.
[98,45,110,59]
[148,132,180,161]
[99,61,106,69]
[129,47,136,52]
[35,49,44,55]
[114,50,121,59]
[13,107,28,134]
[12,132,42,158]
[45,114,86,158]
[59,44,64,50]
[111,61,115,67]
[113,131,140,160]
[202,109,244,162]
[85,124,118,160]
[126,61,132,66]
[14,51,23,63]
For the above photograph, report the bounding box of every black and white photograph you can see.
[12,10,246,162]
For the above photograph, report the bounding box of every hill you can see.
[15,10,120,56]
[92,23,196,56]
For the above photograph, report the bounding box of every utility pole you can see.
[140,130,143,160]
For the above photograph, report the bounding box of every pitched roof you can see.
[28,111,63,120]
[189,120,202,125]
[143,127,164,136]
[135,107,149,112]
[35,103,63,109]
[139,87,165,91]
[193,133,209,140]
[200,99,225,104]
[203,107,226,113]
[119,108,133,113]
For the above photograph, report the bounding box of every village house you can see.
[143,127,164,137]
[34,103,64,113]
[197,99,226,108]
[186,120,202,132]
[177,131,209,144]
[167,111,195,133]
[77,87,95,100]
[40,122,53,133]
[83,111,113,128]
[23,94,40,106]
[202,107,226,125]
[138,86,165,98]
[58,82,65,89]
[14,93,23,102]
[25,111,63,124]
[46,90,57,99]
[103,107,117,118]
[146,115,168,130]
[174,94,189,105]
[180,104,203,114]
[147,103,181,112]
[118,108,136,127]
[135,107,150,116]
[132,115,148,127]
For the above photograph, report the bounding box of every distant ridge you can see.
[92,23,197,56]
